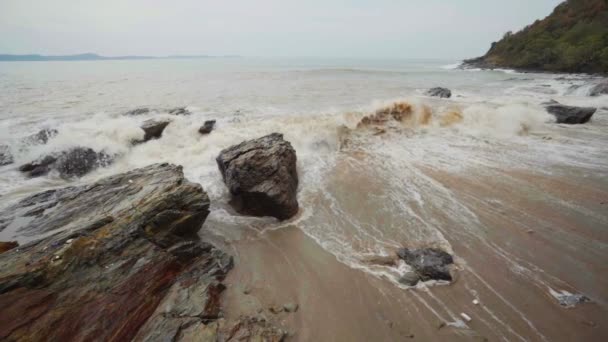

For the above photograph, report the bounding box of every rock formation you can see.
[0,163,283,341]
[217,133,299,220]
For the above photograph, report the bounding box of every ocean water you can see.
[0,57,607,288]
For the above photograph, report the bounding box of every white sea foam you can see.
[440,62,462,70]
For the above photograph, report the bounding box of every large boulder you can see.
[397,247,454,285]
[545,103,596,124]
[199,120,216,135]
[19,147,113,178]
[0,164,220,340]
[0,163,283,341]
[426,87,452,98]
[589,80,608,97]
[216,133,299,220]
[134,119,171,144]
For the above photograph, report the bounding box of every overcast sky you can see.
[0,0,563,59]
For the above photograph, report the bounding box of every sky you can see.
[0,0,564,59]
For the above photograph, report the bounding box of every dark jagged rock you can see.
[25,128,58,145]
[217,133,299,220]
[168,107,190,116]
[426,87,452,98]
[545,103,596,124]
[199,120,216,135]
[0,145,13,166]
[18,155,57,177]
[397,248,454,282]
[124,107,151,116]
[18,147,113,178]
[0,241,18,254]
[0,163,284,341]
[134,119,171,144]
[589,80,608,97]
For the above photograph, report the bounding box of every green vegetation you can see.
[469,0,608,74]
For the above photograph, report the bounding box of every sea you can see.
[0,59,607,336]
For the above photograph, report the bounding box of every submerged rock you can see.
[19,147,113,178]
[134,119,171,144]
[0,241,18,254]
[18,155,58,177]
[25,128,58,145]
[589,80,608,97]
[168,107,190,116]
[217,133,299,220]
[0,163,270,341]
[0,145,13,166]
[397,247,454,282]
[545,103,596,124]
[426,87,452,98]
[124,107,151,116]
[199,120,216,135]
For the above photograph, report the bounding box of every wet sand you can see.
[215,161,608,341]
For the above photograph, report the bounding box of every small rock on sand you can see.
[399,272,421,286]
[283,302,299,313]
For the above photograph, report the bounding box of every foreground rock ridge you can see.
[0,163,284,341]
[465,0,608,74]
[217,133,299,220]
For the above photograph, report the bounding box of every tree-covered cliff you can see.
[466,0,608,74]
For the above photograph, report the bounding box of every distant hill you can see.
[0,53,239,62]
[465,0,608,74]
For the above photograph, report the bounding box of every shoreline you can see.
[461,58,608,78]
